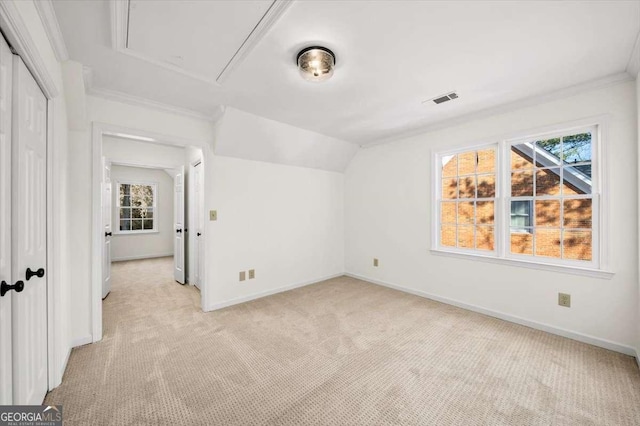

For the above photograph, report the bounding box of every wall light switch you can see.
[248,269,255,279]
[239,271,246,282]
[558,293,571,308]
[209,210,217,221]
[373,258,379,267]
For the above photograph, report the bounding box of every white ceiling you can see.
[52,0,640,145]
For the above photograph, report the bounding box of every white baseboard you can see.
[205,273,344,312]
[112,253,173,262]
[345,272,636,357]
[70,335,93,348]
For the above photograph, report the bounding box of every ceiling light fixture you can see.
[296,46,335,82]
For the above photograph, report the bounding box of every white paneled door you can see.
[192,162,202,289]
[11,56,48,404]
[174,166,185,284]
[102,157,112,298]
[0,31,14,405]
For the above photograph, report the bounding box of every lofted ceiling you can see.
[52,0,640,145]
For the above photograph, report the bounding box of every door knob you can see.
[26,267,45,281]
[1,280,24,297]
[197,232,201,236]
[105,231,112,237]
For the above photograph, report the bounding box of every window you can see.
[117,182,157,233]
[440,148,496,251]
[434,123,603,273]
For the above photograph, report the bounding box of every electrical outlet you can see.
[209,210,217,221]
[248,269,255,279]
[239,271,246,282]
[558,293,571,308]
[373,258,379,267]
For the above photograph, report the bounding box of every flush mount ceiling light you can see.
[296,46,336,82]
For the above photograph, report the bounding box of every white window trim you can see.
[430,116,613,279]
[115,180,158,235]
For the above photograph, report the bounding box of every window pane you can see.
[535,137,562,166]
[458,151,476,175]
[510,201,532,228]
[535,228,561,258]
[457,202,474,225]
[442,178,458,199]
[120,208,131,219]
[477,149,495,173]
[511,171,533,196]
[511,144,533,170]
[145,208,154,219]
[476,201,494,225]
[477,174,495,198]
[535,200,561,227]
[563,198,592,229]
[119,184,130,197]
[120,195,130,207]
[440,202,456,224]
[476,226,494,251]
[131,219,143,230]
[120,220,130,231]
[441,225,456,247]
[563,163,591,195]
[458,226,474,248]
[535,168,560,196]
[562,132,591,164]
[442,155,457,178]
[143,219,154,230]
[459,176,476,199]
[563,230,592,261]
[510,231,533,255]
[132,208,143,219]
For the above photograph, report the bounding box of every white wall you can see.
[208,156,345,307]
[110,166,174,261]
[103,136,186,168]
[216,107,359,173]
[345,80,638,354]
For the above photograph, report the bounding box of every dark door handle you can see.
[1,280,24,297]
[197,232,201,236]
[26,268,45,281]
[105,232,112,237]
[176,229,182,233]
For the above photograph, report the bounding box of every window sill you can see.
[114,230,159,235]
[429,249,614,279]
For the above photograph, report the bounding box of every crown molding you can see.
[34,0,69,62]
[216,0,294,84]
[87,86,223,122]
[363,72,633,148]
[625,28,640,77]
[0,0,59,98]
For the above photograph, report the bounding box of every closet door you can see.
[12,55,48,405]
[0,30,14,406]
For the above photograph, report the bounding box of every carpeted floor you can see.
[45,257,640,425]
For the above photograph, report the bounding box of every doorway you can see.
[91,126,207,342]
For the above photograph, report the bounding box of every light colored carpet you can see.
[45,257,640,425]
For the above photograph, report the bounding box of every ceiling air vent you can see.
[425,91,459,105]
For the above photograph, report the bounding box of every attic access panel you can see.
[126,0,273,81]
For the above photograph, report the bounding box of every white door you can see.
[12,55,48,405]
[174,166,185,283]
[0,32,14,405]
[192,162,202,289]
[102,157,112,298]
